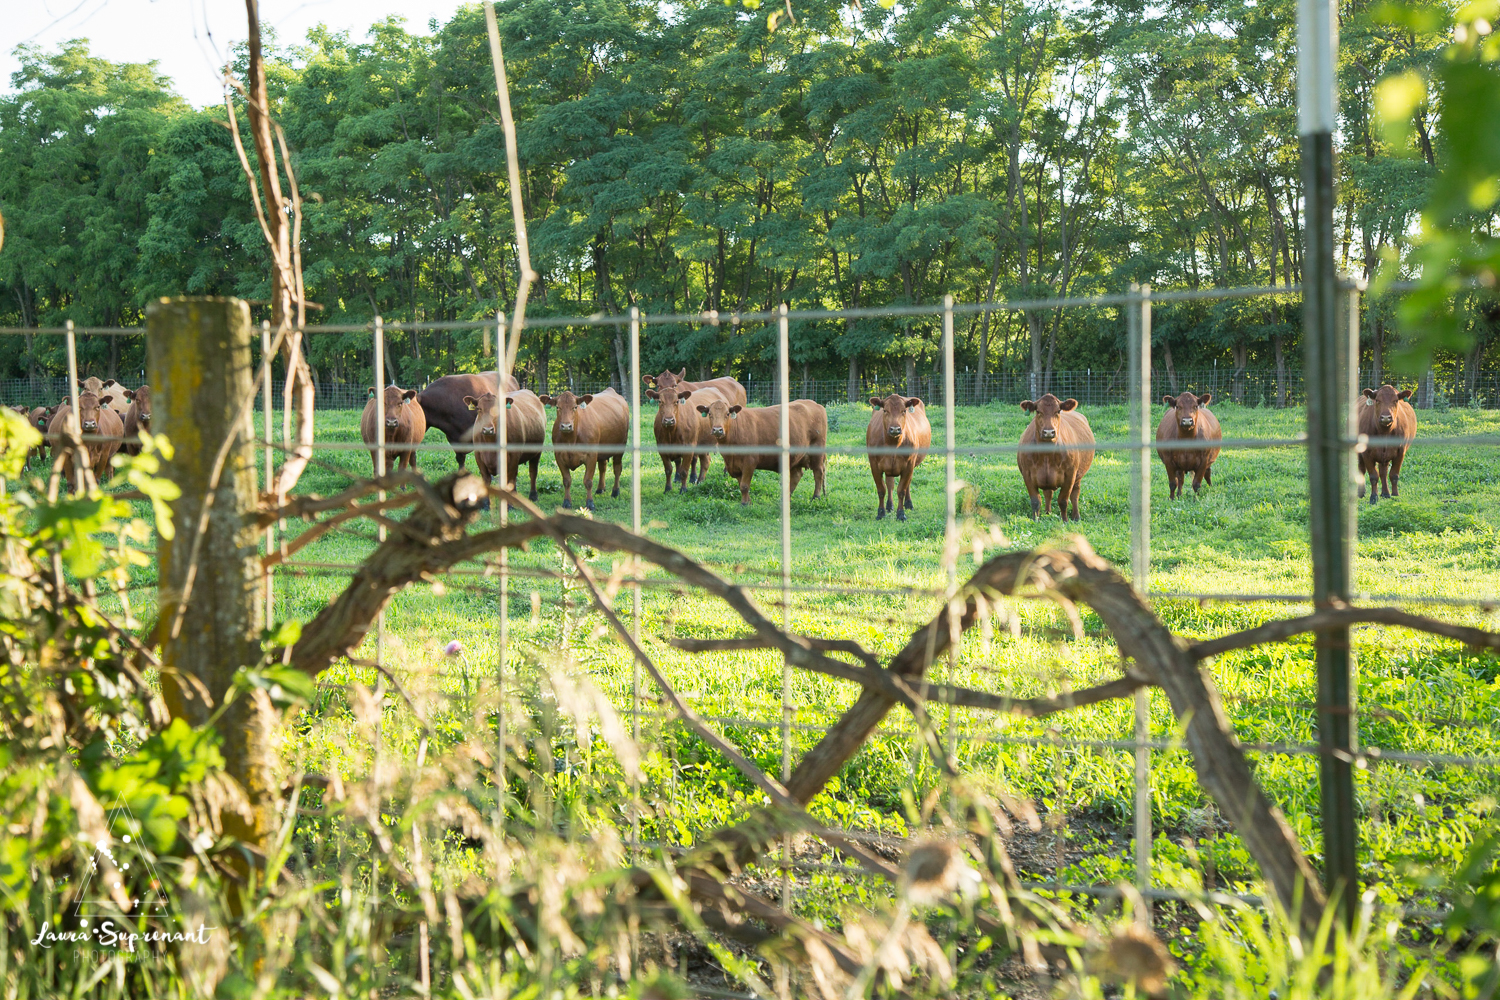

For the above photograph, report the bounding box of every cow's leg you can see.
[788,466,805,496]
[1191,466,1206,493]
[1027,483,1041,519]
[883,473,897,513]
[612,455,623,497]
[873,467,887,519]
[661,454,675,493]
[1071,480,1083,521]
[1057,474,1075,520]
[1204,464,1212,485]
[560,463,573,509]
[1390,450,1406,496]
[584,457,597,511]
[739,469,755,505]
[814,456,827,498]
[1379,459,1392,498]
[528,457,540,501]
[896,467,914,521]
[1043,488,1054,516]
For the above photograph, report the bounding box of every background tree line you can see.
[1,0,1495,402]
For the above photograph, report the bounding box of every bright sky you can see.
[2,0,469,108]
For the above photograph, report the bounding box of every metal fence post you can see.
[1300,0,1358,926]
[942,295,958,802]
[1127,283,1153,915]
[63,320,84,493]
[630,307,642,860]
[778,302,794,913]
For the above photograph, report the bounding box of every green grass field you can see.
[249,399,1500,926]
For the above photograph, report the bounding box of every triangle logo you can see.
[71,799,171,920]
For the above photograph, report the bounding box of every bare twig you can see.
[1190,606,1500,660]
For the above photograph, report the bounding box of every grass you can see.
[248,400,1500,914]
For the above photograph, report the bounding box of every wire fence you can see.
[9,366,1500,413]
[12,284,1500,931]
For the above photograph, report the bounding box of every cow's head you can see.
[540,391,592,434]
[695,399,739,440]
[35,407,53,432]
[464,392,501,440]
[1020,394,1078,444]
[76,392,103,434]
[1163,391,1211,433]
[646,368,688,390]
[648,386,693,428]
[127,385,152,428]
[80,377,103,395]
[870,394,921,440]
[1362,385,1412,430]
[373,385,415,431]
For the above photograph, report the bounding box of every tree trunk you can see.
[150,297,275,852]
[1370,317,1384,388]
[905,356,917,398]
[538,333,551,396]
[1233,339,1247,404]
[1273,335,1287,408]
[1163,339,1179,394]
[1027,311,1042,399]
[847,354,858,404]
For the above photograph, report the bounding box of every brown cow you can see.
[695,397,827,505]
[361,384,427,474]
[48,392,123,489]
[417,372,520,469]
[78,377,104,396]
[647,384,726,492]
[1357,384,1416,504]
[465,389,546,500]
[25,405,57,469]
[118,385,153,455]
[865,394,931,521]
[1017,395,1095,521]
[1156,391,1222,499]
[645,368,748,407]
[539,388,629,510]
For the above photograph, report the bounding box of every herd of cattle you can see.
[10,370,1419,516]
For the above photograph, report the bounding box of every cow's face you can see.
[465,392,500,440]
[542,391,591,434]
[81,377,103,395]
[1163,391,1210,432]
[1020,394,1077,444]
[129,385,152,427]
[870,394,921,440]
[35,408,52,432]
[695,399,738,440]
[1362,385,1411,430]
[650,387,692,428]
[76,392,102,434]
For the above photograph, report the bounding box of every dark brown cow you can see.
[539,388,629,510]
[1017,394,1095,521]
[647,384,727,492]
[464,389,546,500]
[865,394,931,520]
[1357,384,1416,504]
[48,392,124,489]
[417,372,520,469]
[1156,391,1222,499]
[695,397,827,505]
[361,384,427,474]
[117,385,154,455]
[644,368,748,407]
[25,405,57,469]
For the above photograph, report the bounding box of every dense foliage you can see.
[0,0,1496,391]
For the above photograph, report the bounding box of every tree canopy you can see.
[0,0,1494,396]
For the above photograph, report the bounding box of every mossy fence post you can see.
[149,297,277,853]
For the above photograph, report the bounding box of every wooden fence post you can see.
[149,297,275,850]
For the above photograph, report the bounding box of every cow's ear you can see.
[646,389,659,401]
[505,398,514,409]
[463,395,478,410]
[124,389,136,401]
[676,368,687,380]
[1198,392,1212,406]
[1362,388,1376,399]
[869,396,883,408]
[1060,398,1079,411]
[696,405,710,416]
[1397,389,1413,401]
[729,404,742,417]
[642,375,656,386]
[538,395,554,406]
[368,387,377,398]
[677,389,691,401]
[1020,400,1036,412]
[906,397,922,408]
[402,389,417,401]
[580,394,593,406]
[1163,395,1177,408]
